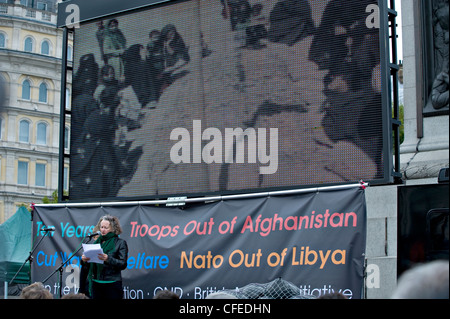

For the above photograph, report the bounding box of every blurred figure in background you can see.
[20,282,53,299]
[391,260,449,299]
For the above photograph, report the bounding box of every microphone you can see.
[85,231,101,238]
[42,227,55,232]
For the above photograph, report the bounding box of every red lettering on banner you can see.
[130,221,179,240]
[183,218,215,236]
[240,210,358,237]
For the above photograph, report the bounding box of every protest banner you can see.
[31,186,366,299]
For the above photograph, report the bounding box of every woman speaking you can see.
[82,215,128,299]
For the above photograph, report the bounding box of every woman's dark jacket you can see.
[81,237,128,282]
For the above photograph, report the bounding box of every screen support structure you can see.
[56,0,400,202]
[40,182,369,208]
[58,27,73,203]
[387,0,402,184]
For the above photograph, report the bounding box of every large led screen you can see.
[69,0,388,201]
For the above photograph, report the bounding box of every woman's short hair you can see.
[98,214,123,235]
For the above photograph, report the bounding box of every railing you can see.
[0,4,9,14]
[0,3,57,25]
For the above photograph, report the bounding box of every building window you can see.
[0,33,5,48]
[35,163,46,187]
[0,3,7,13]
[64,166,69,191]
[64,126,70,149]
[36,2,47,11]
[24,37,33,52]
[18,161,28,185]
[38,82,47,103]
[41,40,50,55]
[65,88,71,109]
[67,45,73,61]
[21,79,31,100]
[36,122,47,145]
[19,119,30,143]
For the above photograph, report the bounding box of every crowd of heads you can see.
[18,259,449,300]
[19,282,89,300]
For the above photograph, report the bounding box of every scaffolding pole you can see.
[34,182,369,208]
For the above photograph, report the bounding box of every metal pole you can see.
[34,182,369,208]
[58,27,69,202]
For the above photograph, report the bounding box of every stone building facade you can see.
[0,0,71,222]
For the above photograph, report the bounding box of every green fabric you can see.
[92,279,115,284]
[95,232,117,254]
[0,207,31,283]
[88,232,117,294]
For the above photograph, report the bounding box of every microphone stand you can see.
[9,228,54,286]
[42,235,95,299]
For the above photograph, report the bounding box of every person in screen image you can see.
[122,44,155,108]
[70,53,120,200]
[103,19,127,82]
[214,0,379,192]
[267,0,315,46]
[72,53,99,100]
[93,64,121,108]
[160,24,190,90]
[308,0,383,177]
[81,215,128,299]
[96,21,107,64]
[224,0,252,32]
[70,90,121,199]
[146,29,165,103]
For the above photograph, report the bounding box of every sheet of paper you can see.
[82,243,104,264]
